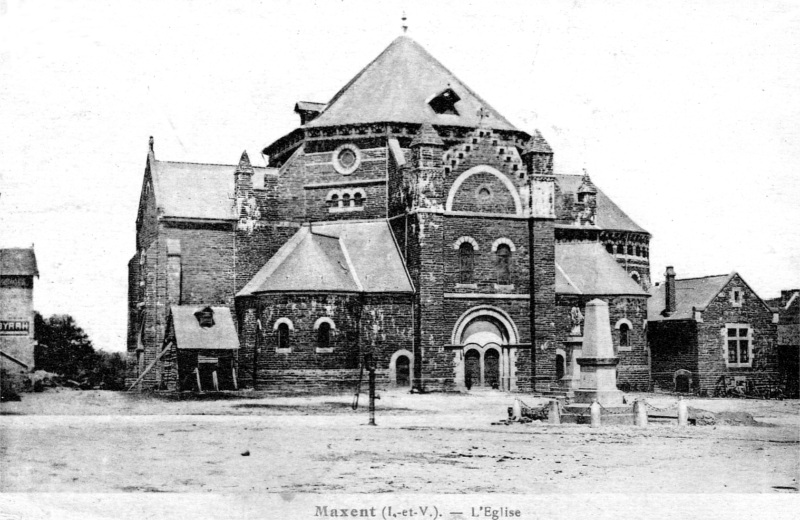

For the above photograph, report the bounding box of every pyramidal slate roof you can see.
[238,220,414,296]
[555,243,647,297]
[0,248,38,276]
[306,36,519,131]
[555,174,648,234]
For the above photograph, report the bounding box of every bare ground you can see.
[0,389,798,494]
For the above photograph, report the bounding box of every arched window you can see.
[619,323,630,348]
[606,243,613,254]
[354,192,364,207]
[317,322,331,350]
[277,323,290,350]
[627,245,633,255]
[616,244,624,254]
[630,271,640,284]
[342,193,351,207]
[459,242,474,284]
[496,244,511,285]
[328,194,339,208]
[635,245,641,256]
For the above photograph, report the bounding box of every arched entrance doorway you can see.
[452,307,520,391]
[396,355,410,387]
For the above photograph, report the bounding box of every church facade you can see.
[127,36,651,393]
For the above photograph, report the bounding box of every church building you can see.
[127,36,651,393]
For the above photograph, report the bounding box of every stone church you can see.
[127,36,651,393]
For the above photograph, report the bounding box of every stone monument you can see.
[573,298,624,406]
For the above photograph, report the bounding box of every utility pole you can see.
[365,353,377,426]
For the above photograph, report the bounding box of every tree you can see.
[33,312,126,390]
[34,312,95,378]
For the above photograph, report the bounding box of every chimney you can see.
[664,266,676,316]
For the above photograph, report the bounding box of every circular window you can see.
[332,144,361,175]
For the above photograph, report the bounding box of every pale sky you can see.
[1,0,798,353]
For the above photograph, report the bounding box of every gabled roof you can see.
[647,274,732,321]
[168,306,239,350]
[0,248,38,276]
[306,35,519,131]
[555,174,648,234]
[148,155,276,221]
[237,220,414,296]
[555,243,647,297]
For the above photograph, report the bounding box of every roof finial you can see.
[401,11,408,34]
[148,136,154,152]
[477,106,491,125]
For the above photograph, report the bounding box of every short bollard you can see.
[512,398,522,421]
[590,400,601,428]
[548,400,560,425]
[634,399,648,427]
[677,396,688,427]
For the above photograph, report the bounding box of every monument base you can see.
[573,388,625,407]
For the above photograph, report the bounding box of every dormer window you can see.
[195,307,215,328]
[428,87,461,115]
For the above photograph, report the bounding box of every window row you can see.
[326,188,366,212]
[605,243,649,258]
[273,317,335,352]
[454,237,516,286]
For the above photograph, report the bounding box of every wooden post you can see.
[368,366,376,426]
[212,370,219,392]
[195,367,202,392]
[232,366,238,390]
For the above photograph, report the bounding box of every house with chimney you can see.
[647,267,779,395]
[127,35,652,393]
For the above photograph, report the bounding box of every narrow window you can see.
[496,244,511,285]
[635,246,641,256]
[459,242,474,284]
[354,192,364,207]
[328,194,339,208]
[277,323,290,350]
[318,322,331,350]
[606,243,613,254]
[627,245,633,255]
[616,244,624,254]
[619,323,630,347]
[342,193,351,207]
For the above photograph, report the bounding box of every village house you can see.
[0,248,38,389]
[127,35,652,393]
[647,267,779,395]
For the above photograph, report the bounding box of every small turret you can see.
[576,169,597,225]
[235,150,254,199]
[409,123,445,208]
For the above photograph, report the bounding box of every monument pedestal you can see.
[558,336,583,397]
[575,357,624,406]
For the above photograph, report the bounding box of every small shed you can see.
[166,306,240,391]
